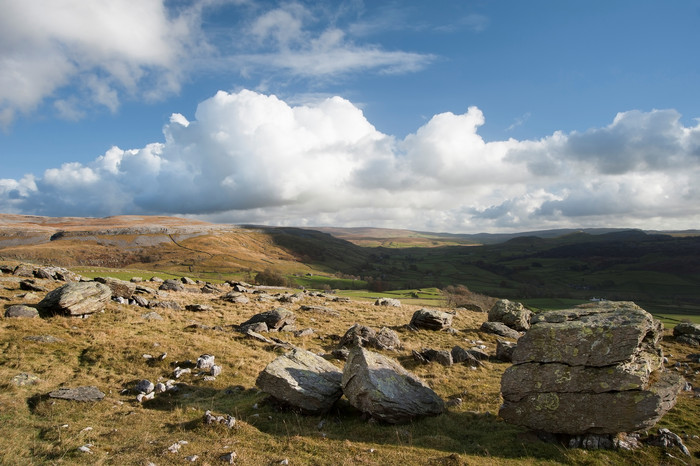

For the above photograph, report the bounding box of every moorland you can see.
[0,214,699,464]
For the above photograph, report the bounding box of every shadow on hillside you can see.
[139,381,570,462]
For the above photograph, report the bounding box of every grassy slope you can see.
[1,274,698,465]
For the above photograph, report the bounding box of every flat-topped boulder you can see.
[37,282,111,316]
[256,348,343,414]
[240,308,296,332]
[500,301,683,436]
[95,276,136,299]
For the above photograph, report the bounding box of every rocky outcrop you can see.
[339,324,401,351]
[159,279,184,292]
[240,308,296,332]
[341,346,444,423]
[500,301,683,435]
[409,309,453,330]
[5,304,39,318]
[375,298,401,307]
[37,282,111,316]
[488,299,532,331]
[95,277,136,299]
[673,322,700,346]
[256,348,343,414]
[480,321,522,339]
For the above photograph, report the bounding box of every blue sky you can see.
[1,0,699,233]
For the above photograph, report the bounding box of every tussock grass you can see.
[1,271,698,465]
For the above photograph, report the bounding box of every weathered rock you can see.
[134,379,155,394]
[673,322,700,345]
[375,297,401,307]
[149,300,181,311]
[201,283,222,294]
[500,302,682,435]
[37,282,111,316]
[197,354,215,369]
[95,277,136,299]
[451,345,483,367]
[645,428,691,456]
[500,371,684,435]
[220,292,250,304]
[49,386,105,402]
[13,264,35,277]
[141,311,163,320]
[24,334,63,343]
[5,304,39,318]
[409,308,453,330]
[299,305,339,316]
[341,346,444,423]
[278,293,303,304]
[131,295,149,307]
[339,324,401,351]
[512,302,662,366]
[414,348,453,366]
[488,299,532,331]
[159,279,184,292]
[480,321,522,339]
[495,340,517,362]
[11,373,40,386]
[186,304,213,312]
[20,279,48,292]
[181,277,196,285]
[240,308,296,332]
[256,348,343,414]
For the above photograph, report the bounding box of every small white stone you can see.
[185,454,199,462]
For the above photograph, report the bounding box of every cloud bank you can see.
[2,90,699,232]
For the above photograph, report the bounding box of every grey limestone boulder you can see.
[95,277,136,299]
[375,297,401,307]
[673,322,700,346]
[240,308,296,332]
[5,304,39,318]
[480,321,522,339]
[159,279,184,292]
[49,386,105,402]
[341,346,444,423]
[37,282,111,316]
[339,324,401,351]
[409,308,453,330]
[488,299,532,331]
[500,301,683,435]
[256,348,343,414]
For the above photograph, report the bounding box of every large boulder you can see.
[37,282,111,316]
[500,301,683,435]
[240,308,296,332]
[673,322,700,346]
[488,299,532,331]
[95,277,136,299]
[409,308,453,330]
[256,348,343,414]
[341,346,444,424]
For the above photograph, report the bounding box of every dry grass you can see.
[1,267,699,465]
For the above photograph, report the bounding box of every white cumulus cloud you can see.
[2,90,700,232]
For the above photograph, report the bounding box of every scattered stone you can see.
[451,346,483,367]
[409,308,453,330]
[293,328,314,337]
[220,291,250,304]
[150,277,164,283]
[204,410,236,428]
[495,340,517,362]
[646,428,691,456]
[149,300,182,311]
[134,379,155,394]
[20,279,48,292]
[130,277,143,283]
[488,299,532,331]
[37,282,112,316]
[181,277,196,285]
[220,452,238,464]
[132,295,149,307]
[11,373,40,386]
[200,283,222,294]
[210,365,222,377]
[13,264,35,277]
[159,279,184,292]
[673,322,700,346]
[4,304,39,318]
[480,321,522,339]
[174,367,192,379]
[197,354,215,370]
[278,293,304,304]
[413,348,453,366]
[375,297,401,307]
[339,324,401,351]
[49,386,105,402]
[500,301,683,435]
[186,304,213,312]
[342,346,444,424]
[256,348,343,414]
[137,392,155,403]
[78,444,93,454]
[141,311,163,320]
[240,308,296,332]
[95,277,136,299]
[184,455,199,462]
[446,398,463,408]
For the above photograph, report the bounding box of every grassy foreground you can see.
[1,272,699,465]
